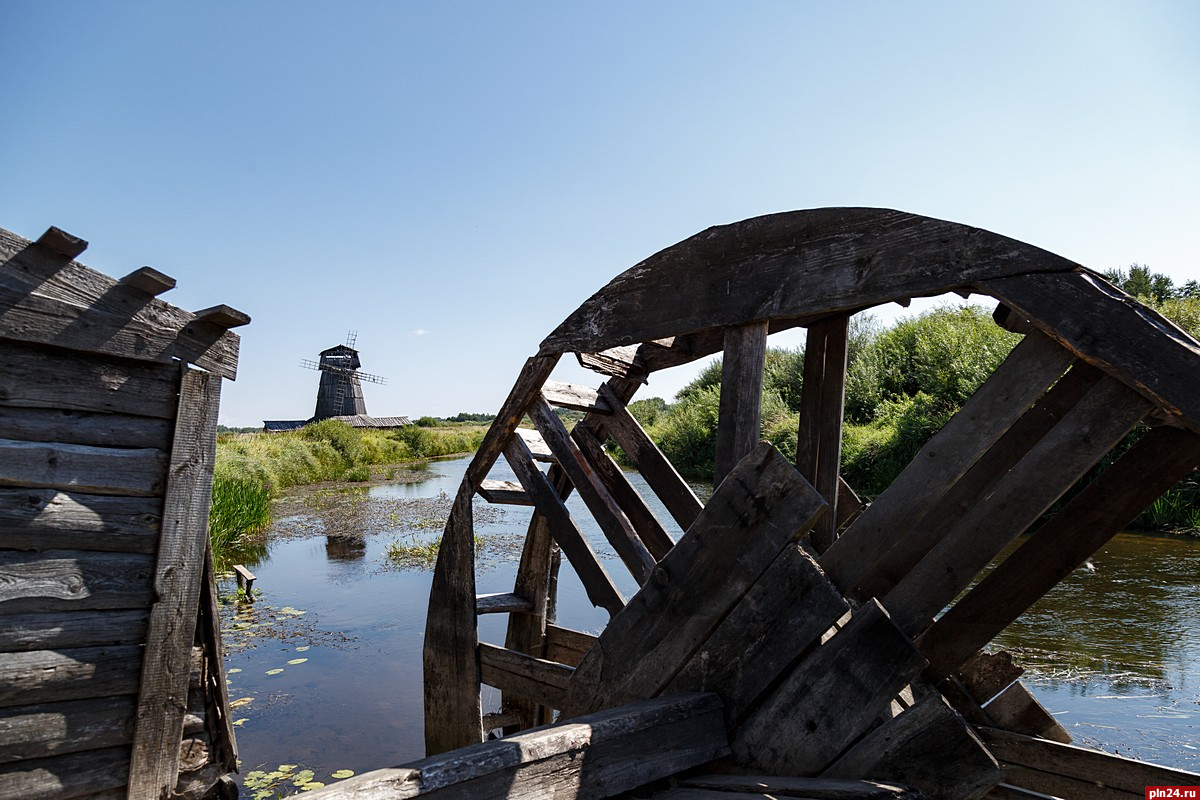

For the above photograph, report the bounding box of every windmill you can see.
[299,331,388,420]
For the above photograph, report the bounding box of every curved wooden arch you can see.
[422,208,1200,797]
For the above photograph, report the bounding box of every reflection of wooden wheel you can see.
[423,208,1200,795]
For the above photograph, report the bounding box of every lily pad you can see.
[331,769,355,779]
[287,658,309,665]
[266,668,284,675]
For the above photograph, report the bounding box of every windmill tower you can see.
[300,331,388,420]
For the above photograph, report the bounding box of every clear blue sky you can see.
[3,1,1197,426]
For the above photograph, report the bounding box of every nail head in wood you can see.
[119,267,177,297]
[193,304,251,329]
[35,226,88,259]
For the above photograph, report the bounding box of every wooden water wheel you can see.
[421,208,1200,799]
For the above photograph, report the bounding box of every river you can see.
[220,454,1200,791]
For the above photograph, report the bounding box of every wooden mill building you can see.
[309,208,1200,799]
[0,225,247,799]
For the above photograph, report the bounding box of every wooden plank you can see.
[423,486,483,756]
[576,345,648,383]
[561,443,826,719]
[956,651,1024,705]
[661,541,849,726]
[515,428,555,462]
[0,695,136,761]
[475,593,533,615]
[984,683,1071,744]
[984,784,1060,800]
[979,725,1200,793]
[821,332,1073,597]
[0,551,155,613]
[599,383,705,531]
[0,407,171,450]
[198,545,237,770]
[0,610,149,652]
[530,399,655,583]
[714,322,768,487]
[998,765,1133,800]
[982,268,1200,435]
[541,380,610,413]
[919,425,1200,679]
[35,226,87,259]
[0,439,167,497]
[303,693,728,800]
[0,340,180,420]
[0,645,142,707]
[855,362,1104,602]
[0,745,129,800]
[730,600,927,775]
[795,315,850,552]
[674,775,924,798]
[118,267,175,297]
[0,226,240,379]
[463,355,559,488]
[544,624,596,668]
[573,420,675,561]
[835,476,864,529]
[127,368,221,800]
[478,643,574,708]
[883,375,1150,637]
[823,694,1002,800]
[191,304,250,329]
[539,208,1079,356]
[476,479,531,506]
[503,436,625,616]
[0,489,161,555]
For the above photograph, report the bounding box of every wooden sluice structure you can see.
[0,226,247,799]
[309,208,1200,799]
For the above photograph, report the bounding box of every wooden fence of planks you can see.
[0,225,246,800]
[408,208,1200,800]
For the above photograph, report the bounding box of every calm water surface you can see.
[222,455,1200,787]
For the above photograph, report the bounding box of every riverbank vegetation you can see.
[622,269,1200,534]
[210,419,489,565]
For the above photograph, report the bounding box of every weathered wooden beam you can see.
[978,725,1200,793]
[423,486,483,755]
[662,540,849,726]
[730,599,927,775]
[572,420,675,561]
[599,383,704,531]
[983,682,1071,744]
[0,438,168,497]
[478,642,574,708]
[0,610,149,653]
[191,304,251,329]
[561,443,826,719]
[541,380,610,413]
[303,693,728,800]
[1,226,241,379]
[504,437,625,616]
[0,340,181,420]
[855,361,1103,602]
[0,745,129,800]
[822,694,1002,800]
[795,314,850,553]
[529,399,654,584]
[883,375,1150,637]
[515,428,555,462]
[475,593,533,615]
[543,624,596,668]
[576,345,648,383]
[463,355,559,489]
[0,407,172,450]
[118,267,176,297]
[919,426,1200,679]
[539,208,1079,355]
[982,268,1200,435]
[34,227,88,259]
[954,651,1024,705]
[476,479,532,506]
[714,322,768,487]
[0,695,136,761]
[0,489,161,556]
[672,775,925,798]
[0,550,155,613]
[0,645,142,707]
[198,543,237,770]
[127,368,221,800]
[820,332,1073,598]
